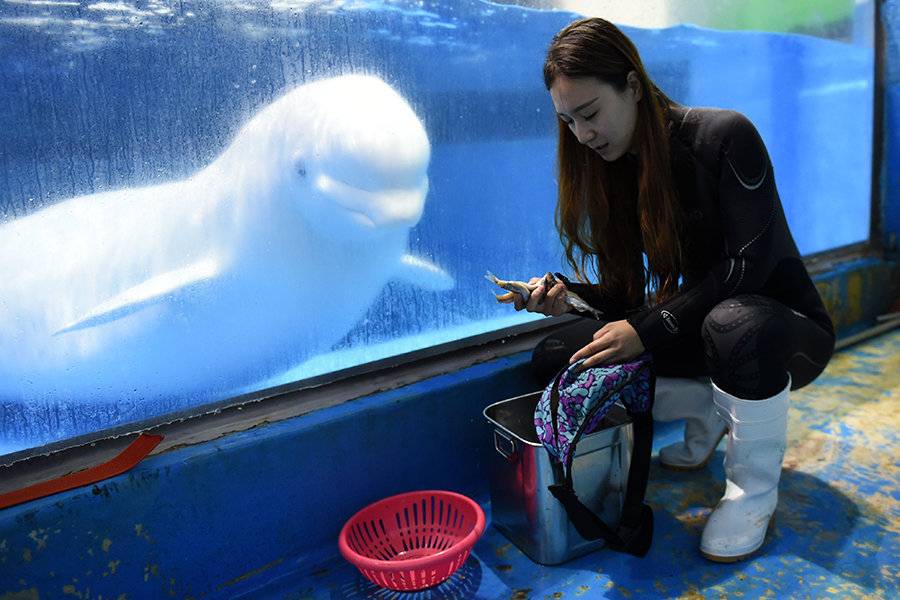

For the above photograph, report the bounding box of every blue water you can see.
[0,0,875,456]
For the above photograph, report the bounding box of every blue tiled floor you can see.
[258,329,900,600]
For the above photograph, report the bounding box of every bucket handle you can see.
[493,429,519,462]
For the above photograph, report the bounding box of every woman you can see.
[516,17,835,563]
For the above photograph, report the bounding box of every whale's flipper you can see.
[396,254,454,292]
[55,257,222,335]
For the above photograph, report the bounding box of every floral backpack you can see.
[534,354,656,557]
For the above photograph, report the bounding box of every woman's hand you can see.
[513,277,572,318]
[569,320,645,369]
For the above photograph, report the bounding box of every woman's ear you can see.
[627,70,643,102]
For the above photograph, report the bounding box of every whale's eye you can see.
[297,163,306,178]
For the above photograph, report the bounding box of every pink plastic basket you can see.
[338,490,486,591]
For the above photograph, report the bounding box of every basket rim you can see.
[338,489,486,573]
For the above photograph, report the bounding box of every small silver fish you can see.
[485,271,603,319]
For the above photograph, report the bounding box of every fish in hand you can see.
[484,271,603,319]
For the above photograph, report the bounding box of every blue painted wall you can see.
[0,355,537,598]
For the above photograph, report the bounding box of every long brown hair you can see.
[543,17,682,307]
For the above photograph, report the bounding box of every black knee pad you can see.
[702,295,789,399]
[531,337,570,387]
[530,320,603,387]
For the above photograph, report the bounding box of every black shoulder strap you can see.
[547,362,656,558]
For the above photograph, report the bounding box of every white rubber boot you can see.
[652,377,727,470]
[700,377,791,563]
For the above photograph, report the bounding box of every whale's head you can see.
[280,75,431,243]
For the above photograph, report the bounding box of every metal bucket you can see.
[483,391,633,565]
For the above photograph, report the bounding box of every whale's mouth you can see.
[314,173,427,230]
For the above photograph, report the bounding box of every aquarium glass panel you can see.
[0,0,875,457]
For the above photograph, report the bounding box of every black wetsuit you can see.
[533,107,835,400]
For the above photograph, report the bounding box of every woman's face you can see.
[549,72,642,162]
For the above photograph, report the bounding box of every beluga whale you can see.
[0,74,451,410]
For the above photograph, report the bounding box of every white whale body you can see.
[0,74,451,404]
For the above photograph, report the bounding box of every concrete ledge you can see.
[813,256,900,337]
[0,354,538,599]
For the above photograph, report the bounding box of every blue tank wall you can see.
[0,355,537,598]
[0,0,879,456]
